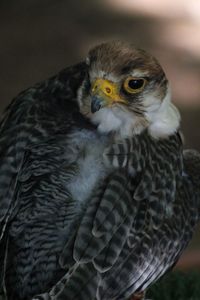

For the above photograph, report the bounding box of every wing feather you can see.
[73,171,134,263]
[33,132,199,300]
[0,95,34,240]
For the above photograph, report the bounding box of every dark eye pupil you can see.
[128,79,144,89]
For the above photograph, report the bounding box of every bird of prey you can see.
[0,41,199,300]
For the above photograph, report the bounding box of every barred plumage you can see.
[0,41,199,300]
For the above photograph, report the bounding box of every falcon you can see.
[0,41,199,300]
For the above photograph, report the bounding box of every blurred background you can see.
[0,0,200,270]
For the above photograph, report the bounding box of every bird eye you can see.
[123,77,146,94]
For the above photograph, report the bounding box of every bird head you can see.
[78,41,180,138]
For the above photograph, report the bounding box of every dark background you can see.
[0,0,200,268]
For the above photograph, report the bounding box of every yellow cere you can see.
[91,78,127,105]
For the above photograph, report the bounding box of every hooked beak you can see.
[90,78,126,113]
[91,96,103,113]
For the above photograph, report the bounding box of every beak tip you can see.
[91,96,102,113]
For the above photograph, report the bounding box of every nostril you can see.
[92,85,98,93]
[105,87,111,94]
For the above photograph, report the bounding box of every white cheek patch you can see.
[79,72,180,139]
[146,88,180,138]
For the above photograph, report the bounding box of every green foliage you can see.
[147,270,200,300]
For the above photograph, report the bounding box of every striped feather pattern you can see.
[0,60,199,300]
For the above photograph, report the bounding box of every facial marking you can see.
[79,41,180,138]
